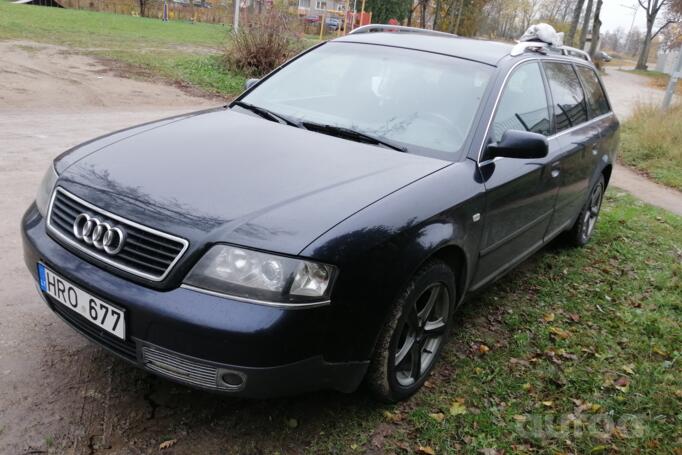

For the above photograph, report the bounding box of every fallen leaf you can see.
[159,439,177,450]
[478,344,490,354]
[614,376,630,392]
[449,400,467,416]
[383,410,401,423]
[652,346,669,357]
[429,412,445,422]
[350,443,359,450]
[568,313,581,322]
[549,326,571,340]
[543,312,555,322]
[541,400,554,407]
[513,414,527,422]
[622,364,635,375]
[417,446,436,455]
[674,390,682,398]
[522,383,532,392]
[590,445,608,453]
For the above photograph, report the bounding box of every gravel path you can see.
[600,68,682,216]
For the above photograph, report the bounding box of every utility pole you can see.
[662,51,682,110]
[621,3,638,55]
[233,0,240,31]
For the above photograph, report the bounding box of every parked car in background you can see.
[22,24,618,402]
[326,16,343,31]
[596,51,612,62]
[303,14,320,24]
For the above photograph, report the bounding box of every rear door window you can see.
[576,66,611,117]
[543,62,588,132]
[490,62,551,143]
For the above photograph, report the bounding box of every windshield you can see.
[241,42,493,159]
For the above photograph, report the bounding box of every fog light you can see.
[220,371,245,388]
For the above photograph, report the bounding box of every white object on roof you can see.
[520,23,564,47]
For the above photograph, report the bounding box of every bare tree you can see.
[635,0,674,69]
[566,0,587,46]
[139,0,147,17]
[589,0,603,57]
[579,0,594,49]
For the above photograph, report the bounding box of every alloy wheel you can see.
[582,182,604,240]
[394,282,450,387]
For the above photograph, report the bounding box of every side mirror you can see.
[485,130,549,160]
[245,78,260,90]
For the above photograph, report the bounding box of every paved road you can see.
[0,41,681,454]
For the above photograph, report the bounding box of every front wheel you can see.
[366,260,456,402]
[563,175,605,247]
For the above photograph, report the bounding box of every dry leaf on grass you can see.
[429,412,445,422]
[614,376,630,392]
[159,439,177,450]
[449,399,467,416]
[417,445,436,455]
[549,326,571,339]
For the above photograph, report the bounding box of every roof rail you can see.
[510,41,592,62]
[557,45,591,62]
[349,24,457,38]
[510,41,549,56]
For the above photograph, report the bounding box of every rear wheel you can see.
[367,260,456,402]
[563,175,605,247]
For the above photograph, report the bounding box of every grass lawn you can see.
[297,191,681,454]
[619,104,682,191]
[0,2,246,96]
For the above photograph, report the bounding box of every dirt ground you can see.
[1,41,681,454]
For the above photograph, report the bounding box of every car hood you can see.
[58,108,450,256]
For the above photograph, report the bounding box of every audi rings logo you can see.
[73,213,126,255]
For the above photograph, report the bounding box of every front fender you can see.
[300,160,485,362]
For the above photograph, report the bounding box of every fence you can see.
[655,49,682,76]
[56,0,234,25]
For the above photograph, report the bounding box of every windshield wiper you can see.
[301,122,407,153]
[232,101,303,128]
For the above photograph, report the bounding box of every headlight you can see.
[184,245,337,305]
[36,164,58,216]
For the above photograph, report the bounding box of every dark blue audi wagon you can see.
[22,25,618,402]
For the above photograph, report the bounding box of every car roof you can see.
[334,33,514,66]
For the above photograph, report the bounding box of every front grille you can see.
[50,296,137,361]
[141,345,224,390]
[47,187,188,281]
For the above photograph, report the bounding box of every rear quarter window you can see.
[543,62,588,132]
[576,66,611,117]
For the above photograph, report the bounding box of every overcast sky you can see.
[600,0,647,33]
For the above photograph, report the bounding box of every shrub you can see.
[224,9,303,78]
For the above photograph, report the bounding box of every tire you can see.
[366,260,456,403]
[563,175,605,247]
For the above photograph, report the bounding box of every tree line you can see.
[360,0,681,69]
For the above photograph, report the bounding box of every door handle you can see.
[551,169,560,178]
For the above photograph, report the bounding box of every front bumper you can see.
[21,204,367,397]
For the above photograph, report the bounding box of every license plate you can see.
[38,264,126,340]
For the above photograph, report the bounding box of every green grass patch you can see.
[0,2,247,96]
[304,192,682,454]
[620,104,682,191]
